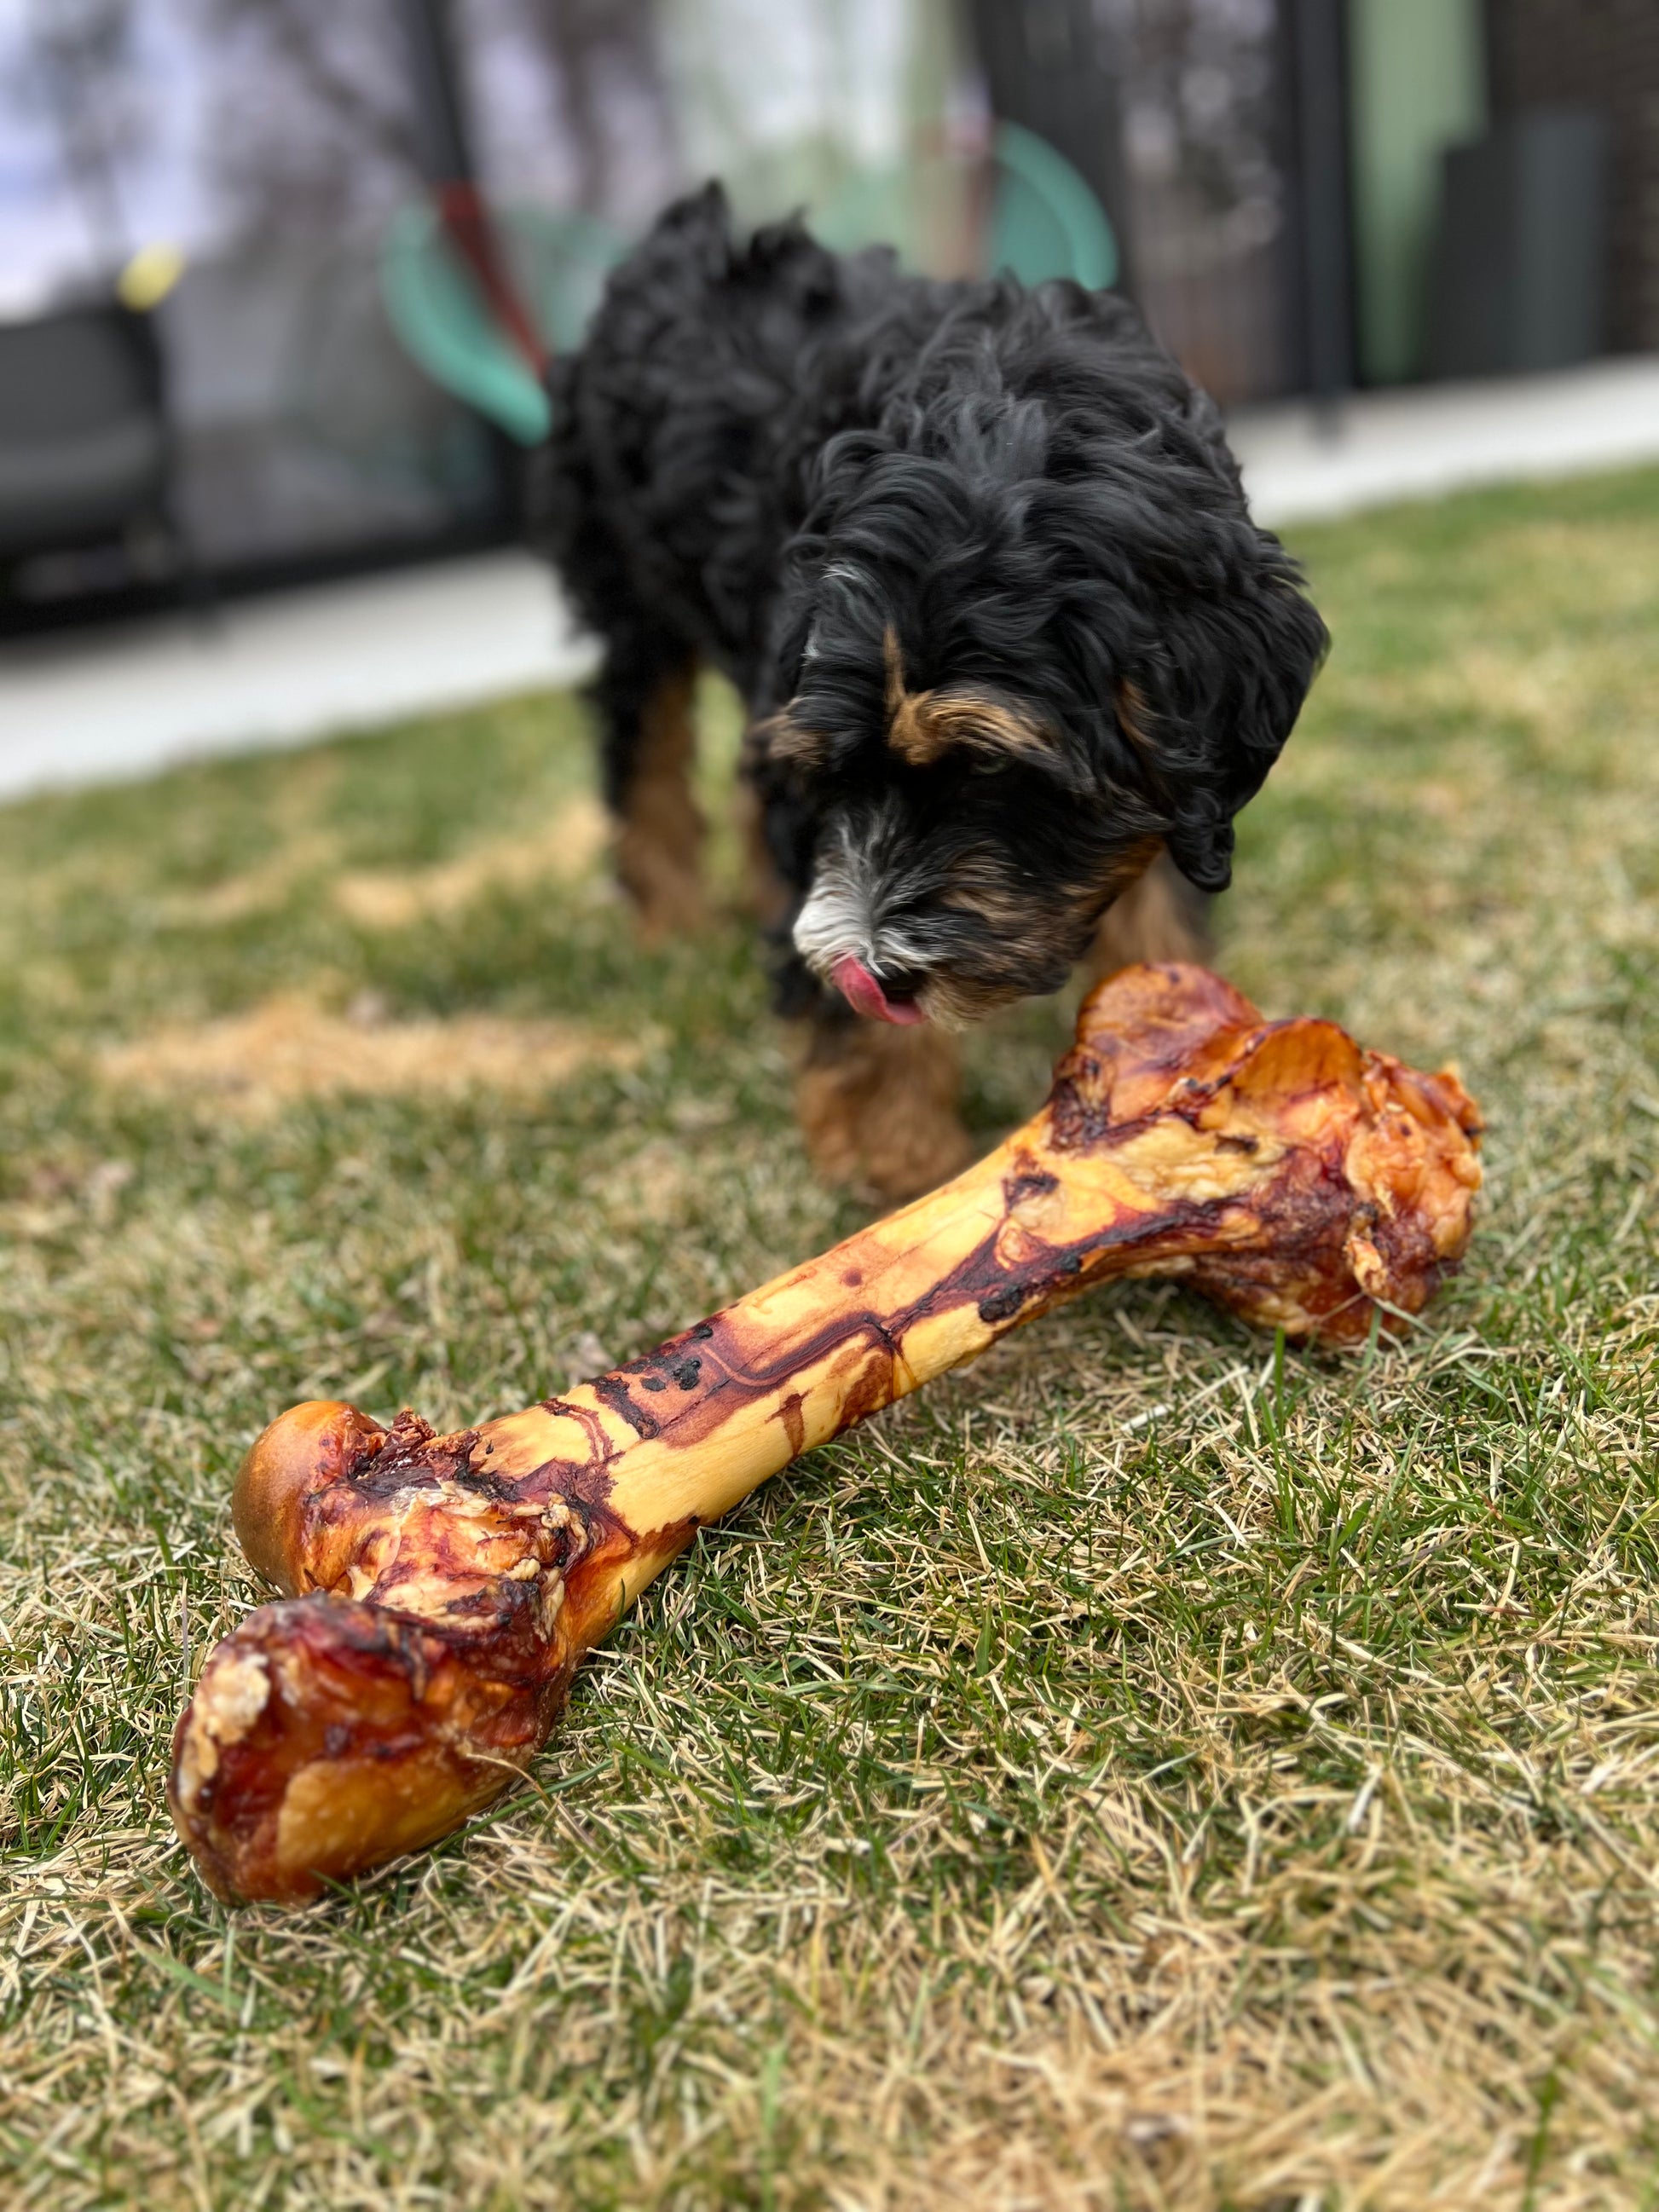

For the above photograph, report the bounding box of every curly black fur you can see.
[538,182,1327,1026]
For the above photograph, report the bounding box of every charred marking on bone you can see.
[1003,1165,1060,1209]
[593,1374,661,1440]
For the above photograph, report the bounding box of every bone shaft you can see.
[490,1122,1195,1630]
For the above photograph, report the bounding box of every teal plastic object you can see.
[987,120,1118,290]
[384,130,1115,447]
[812,123,1118,289]
[380,202,626,446]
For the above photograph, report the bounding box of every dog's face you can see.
[759,625,1159,1027]
[753,377,1329,1027]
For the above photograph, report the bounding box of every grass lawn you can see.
[2,467,1656,2210]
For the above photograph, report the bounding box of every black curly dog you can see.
[537,183,1327,1198]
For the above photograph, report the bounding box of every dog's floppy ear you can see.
[1146,575,1330,893]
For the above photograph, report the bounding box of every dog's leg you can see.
[597,636,706,940]
[795,1002,974,1203]
[1085,848,1211,984]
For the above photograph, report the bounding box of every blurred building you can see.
[1,0,1653,627]
[1487,0,1659,355]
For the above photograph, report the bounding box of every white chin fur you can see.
[791,874,870,980]
[793,846,946,1017]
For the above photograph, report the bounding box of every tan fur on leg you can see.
[615,669,706,939]
[1086,847,1211,984]
[796,1019,974,1203]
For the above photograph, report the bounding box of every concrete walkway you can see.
[0,552,598,805]
[1232,353,1659,525]
[3,355,1656,806]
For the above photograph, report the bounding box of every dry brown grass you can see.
[147,794,611,933]
[1,474,1656,2209]
[98,991,644,1114]
[331,795,610,930]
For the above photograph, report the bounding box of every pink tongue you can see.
[831,956,926,1025]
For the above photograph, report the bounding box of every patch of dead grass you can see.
[145,794,613,933]
[96,991,644,1112]
[332,795,610,929]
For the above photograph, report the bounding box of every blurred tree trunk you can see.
[195,0,420,244]
[26,0,142,268]
[510,0,668,213]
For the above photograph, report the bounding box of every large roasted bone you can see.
[169,964,1481,1903]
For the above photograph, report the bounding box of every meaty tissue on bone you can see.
[170,964,1482,1903]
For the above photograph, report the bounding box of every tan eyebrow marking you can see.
[884,627,1055,768]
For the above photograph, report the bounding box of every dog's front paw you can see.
[796,1020,974,1203]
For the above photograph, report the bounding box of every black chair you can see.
[0,303,177,569]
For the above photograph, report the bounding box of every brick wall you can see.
[1486,0,1659,350]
